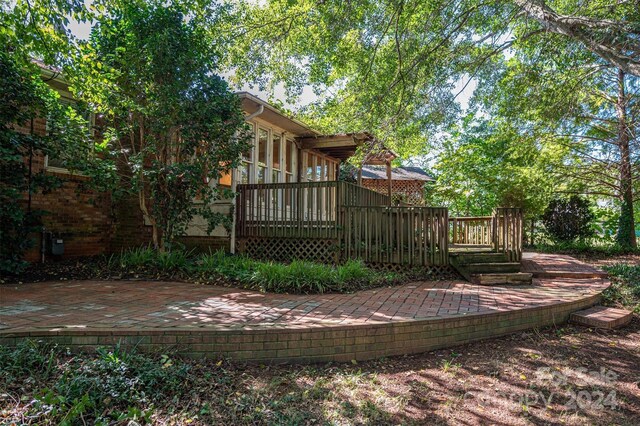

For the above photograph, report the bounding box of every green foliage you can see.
[616,198,635,249]
[74,0,252,251]
[0,49,107,274]
[533,241,635,256]
[0,341,189,425]
[542,196,595,243]
[602,264,640,313]
[196,251,398,294]
[426,117,561,217]
[0,340,62,383]
[102,249,401,294]
[113,246,192,272]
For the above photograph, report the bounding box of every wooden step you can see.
[570,306,633,329]
[470,272,533,285]
[463,262,521,274]
[450,253,509,264]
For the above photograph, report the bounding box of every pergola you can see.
[297,132,398,203]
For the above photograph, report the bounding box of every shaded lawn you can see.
[2,320,639,425]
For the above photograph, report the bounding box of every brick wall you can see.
[0,293,602,364]
[15,117,231,261]
[14,118,114,261]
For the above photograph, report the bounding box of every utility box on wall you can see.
[51,238,64,256]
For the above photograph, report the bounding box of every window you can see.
[316,157,324,182]
[272,133,282,183]
[239,126,255,184]
[305,152,314,181]
[257,128,268,184]
[285,139,296,183]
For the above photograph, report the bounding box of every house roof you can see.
[298,132,398,162]
[361,165,434,181]
[237,92,321,137]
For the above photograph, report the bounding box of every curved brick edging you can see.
[0,253,610,363]
[0,292,603,364]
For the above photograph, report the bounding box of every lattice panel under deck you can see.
[366,263,457,279]
[238,238,340,264]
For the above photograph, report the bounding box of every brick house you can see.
[21,74,394,261]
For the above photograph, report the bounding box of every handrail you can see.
[235,181,392,239]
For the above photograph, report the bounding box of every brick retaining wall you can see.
[0,293,601,364]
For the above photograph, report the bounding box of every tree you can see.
[425,117,563,218]
[0,0,109,273]
[542,196,595,243]
[470,25,640,248]
[227,0,639,149]
[74,0,251,251]
[513,0,640,77]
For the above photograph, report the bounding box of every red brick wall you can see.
[15,118,114,261]
[14,105,231,261]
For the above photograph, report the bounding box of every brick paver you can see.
[0,254,609,333]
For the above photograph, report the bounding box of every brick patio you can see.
[0,253,611,363]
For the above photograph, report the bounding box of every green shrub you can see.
[113,246,192,272]
[533,241,636,256]
[197,249,256,281]
[542,196,595,243]
[104,249,405,294]
[602,263,640,313]
[336,259,375,283]
[252,260,338,293]
[195,250,402,294]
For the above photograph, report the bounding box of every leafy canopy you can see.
[73,0,252,250]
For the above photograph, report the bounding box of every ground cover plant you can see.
[1,320,638,425]
[1,248,410,294]
[600,263,640,314]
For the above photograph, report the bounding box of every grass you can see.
[103,247,403,294]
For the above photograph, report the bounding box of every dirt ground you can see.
[156,318,640,425]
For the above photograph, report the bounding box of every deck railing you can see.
[343,206,449,266]
[449,216,494,245]
[494,207,523,261]
[236,181,522,267]
[235,181,390,239]
[449,208,523,261]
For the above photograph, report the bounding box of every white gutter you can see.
[244,105,264,121]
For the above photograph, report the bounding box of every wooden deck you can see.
[235,181,523,270]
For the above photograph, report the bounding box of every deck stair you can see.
[450,252,532,285]
[570,306,633,329]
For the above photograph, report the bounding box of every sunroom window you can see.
[257,128,268,184]
[285,139,295,183]
[272,133,282,183]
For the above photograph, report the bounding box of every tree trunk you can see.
[615,69,636,249]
